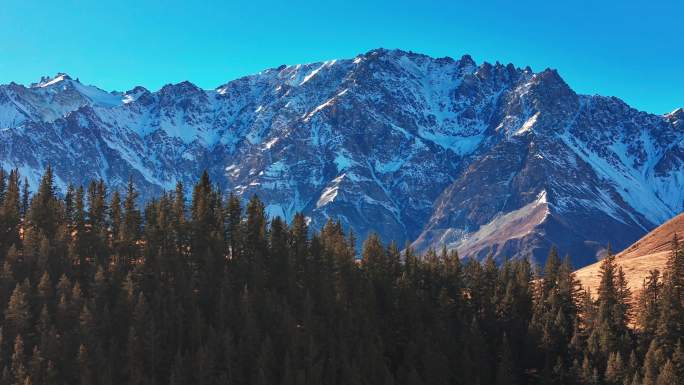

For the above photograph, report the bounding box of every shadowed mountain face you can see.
[1,49,682,267]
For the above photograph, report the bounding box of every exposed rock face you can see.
[1,49,682,267]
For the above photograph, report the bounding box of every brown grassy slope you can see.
[574,213,684,296]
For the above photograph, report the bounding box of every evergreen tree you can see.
[672,340,684,382]
[120,178,141,264]
[20,178,29,221]
[643,340,665,385]
[109,191,122,245]
[27,166,62,240]
[5,281,30,343]
[225,192,242,260]
[655,360,677,385]
[0,170,21,255]
[0,169,6,205]
[656,238,684,355]
[77,344,91,385]
[593,251,631,358]
[496,334,517,385]
[605,351,625,385]
[11,335,27,385]
[637,269,662,346]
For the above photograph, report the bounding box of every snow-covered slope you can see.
[0,73,128,129]
[1,49,682,267]
[412,69,684,266]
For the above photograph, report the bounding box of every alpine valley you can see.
[1,48,682,268]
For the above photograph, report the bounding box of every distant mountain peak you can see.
[31,73,73,88]
[159,80,204,96]
[667,107,683,118]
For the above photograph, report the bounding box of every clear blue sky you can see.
[1,0,681,114]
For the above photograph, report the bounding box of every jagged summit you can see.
[160,80,203,94]
[667,107,684,119]
[125,85,150,95]
[31,72,73,88]
[1,49,682,267]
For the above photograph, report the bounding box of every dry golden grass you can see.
[574,213,684,296]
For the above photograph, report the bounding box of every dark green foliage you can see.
[0,168,682,385]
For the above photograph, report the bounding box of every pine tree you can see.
[656,238,684,355]
[27,166,62,240]
[120,179,141,264]
[666,235,684,296]
[20,178,29,221]
[362,233,388,285]
[593,251,630,357]
[5,281,30,342]
[655,360,677,385]
[71,186,87,273]
[126,326,144,385]
[243,195,267,288]
[672,341,684,384]
[44,361,57,385]
[109,190,122,244]
[643,340,665,385]
[28,346,44,385]
[616,267,632,327]
[496,334,517,385]
[637,269,662,344]
[605,351,625,385]
[11,335,27,385]
[64,184,75,230]
[77,344,91,385]
[0,170,21,254]
[0,168,6,205]
[268,216,290,294]
[225,193,242,260]
[87,180,107,233]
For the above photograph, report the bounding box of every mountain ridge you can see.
[1,48,682,268]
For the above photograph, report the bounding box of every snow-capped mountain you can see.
[1,49,682,267]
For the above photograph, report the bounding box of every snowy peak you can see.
[457,54,477,71]
[525,69,577,108]
[159,80,204,96]
[0,73,125,128]
[156,81,209,112]
[122,86,151,104]
[667,107,684,125]
[31,73,73,88]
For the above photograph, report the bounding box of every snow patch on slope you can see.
[34,74,69,88]
[515,112,539,135]
[316,173,346,208]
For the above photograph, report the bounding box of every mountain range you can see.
[1,48,682,268]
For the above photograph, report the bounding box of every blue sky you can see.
[0,0,681,114]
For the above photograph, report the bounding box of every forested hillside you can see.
[0,167,683,385]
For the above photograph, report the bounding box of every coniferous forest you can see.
[0,167,684,385]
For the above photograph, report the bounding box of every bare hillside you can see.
[575,213,684,295]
